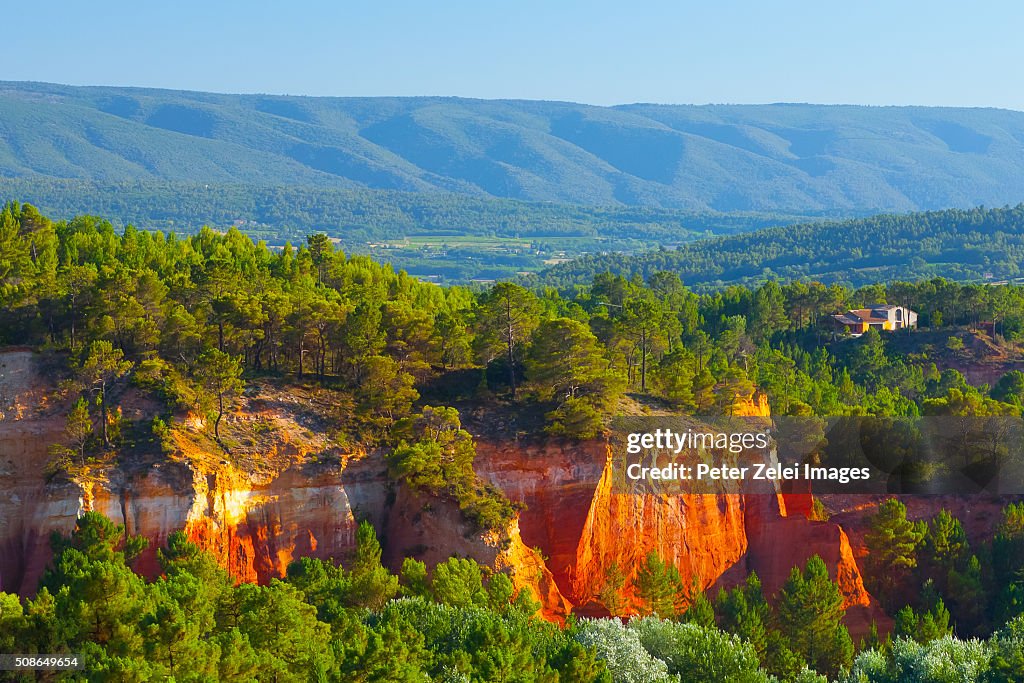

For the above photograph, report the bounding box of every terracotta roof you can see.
[850,309,889,323]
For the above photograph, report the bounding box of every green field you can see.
[364,233,655,282]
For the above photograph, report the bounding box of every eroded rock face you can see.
[474,433,885,638]
[2,429,390,593]
[1,349,880,636]
[0,349,391,592]
[79,455,389,585]
[383,484,572,621]
[728,492,888,638]
[474,439,750,611]
[0,350,83,594]
[0,418,82,594]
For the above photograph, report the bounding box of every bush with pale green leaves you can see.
[840,636,990,683]
[574,618,675,683]
[574,616,780,683]
[629,616,770,683]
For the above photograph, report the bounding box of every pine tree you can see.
[431,557,486,608]
[306,233,333,284]
[924,508,968,592]
[750,281,791,341]
[77,340,132,446]
[634,551,684,618]
[347,520,398,610]
[49,396,93,467]
[864,498,926,607]
[475,282,541,399]
[992,503,1024,623]
[716,572,770,660]
[525,317,616,404]
[398,558,431,599]
[433,310,471,369]
[894,599,952,643]
[693,367,717,414]
[774,555,853,678]
[194,348,244,441]
[680,579,715,628]
[619,295,669,392]
[598,561,627,617]
[653,348,696,410]
[0,592,25,654]
[948,554,987,632]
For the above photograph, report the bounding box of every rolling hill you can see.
[0,177,812,244]
[3,82,1024,213]
[530,204,1024,290]
[0,177,817,283]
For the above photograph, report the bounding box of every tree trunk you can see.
[252,339,264,371]
[100,381,109,446]
[318,335,326,378]
[507,334,516,399]
[506,297,517,398]
[215,392,223,440]
[640,327,648,392]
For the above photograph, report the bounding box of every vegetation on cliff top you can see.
[8,201,1024,438]
[6,200,1024,512]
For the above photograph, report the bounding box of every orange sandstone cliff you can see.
[472,436,884,636]
[1,349,882,635]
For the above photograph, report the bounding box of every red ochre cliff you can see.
[473,437,884,636]
[2,349,882,634]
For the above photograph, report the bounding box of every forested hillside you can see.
[4,82,1024,212]
[535,204,1024,290]
[6,200,1024,451]
[0,177,796,243]
[4,202,1024,680]
[0,177,809,282]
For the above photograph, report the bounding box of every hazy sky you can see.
[5,1,1023,108]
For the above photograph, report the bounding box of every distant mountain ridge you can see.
[3,81,1024,213]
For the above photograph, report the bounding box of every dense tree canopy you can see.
[536,204,1024,291]
[8,201,1024,455]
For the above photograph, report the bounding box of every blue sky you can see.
[4,1,1023,108]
